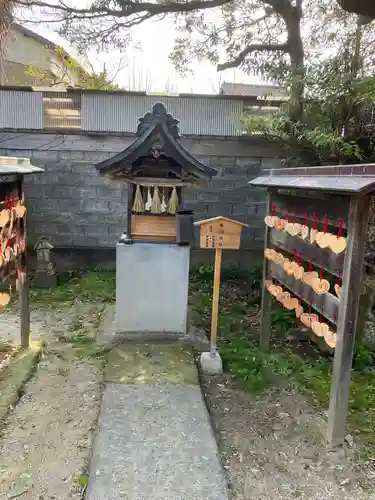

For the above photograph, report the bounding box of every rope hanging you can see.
[167,187,179,215]
[151,186,162,214]
[145,187,152,211]
[132,185,145,213]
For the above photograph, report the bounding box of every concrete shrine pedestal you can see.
[115,241,190,338]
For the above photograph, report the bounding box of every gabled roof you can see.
[194,216,249,227]
[95,102,217,179]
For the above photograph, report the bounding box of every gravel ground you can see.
[201,374,375,500]
[0,304,105,500]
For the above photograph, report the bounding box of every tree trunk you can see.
[286,4,305,123]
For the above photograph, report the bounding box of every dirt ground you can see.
[1,296,375,500]
[0,304,105,500]
[201,373,375,500]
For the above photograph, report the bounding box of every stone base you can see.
[115,242,190,338]
[34,270,57,288]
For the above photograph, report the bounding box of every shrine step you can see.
[85,344,229,500]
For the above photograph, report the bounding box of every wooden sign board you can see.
[249,163,375,449]
[194,216,248,250]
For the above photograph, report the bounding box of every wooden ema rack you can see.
[250,162,375,448]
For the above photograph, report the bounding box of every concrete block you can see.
[209,156,236,168]
[196,192,221,203]
[27,198,60,212]
[45,185,80,199]
[210,178,236,191]
[260,158,286,170]
[84,226,110,238]
[77,187,98,200]
[4,148,32,158]
[58,199,85,212]
[200,350,223,375]
[96,185,123,200]
[50,234,75,246]
[235,157,261,168]
[32,150,60,161]
[57,223,84,235]
[73,235,101,247]
[84,151,112,162]
[64,173,87,186]
[109,199,128,213]
[59,150,85,161]
[84,199,110,213]
[115,242,190,336]
[70,161,92,174]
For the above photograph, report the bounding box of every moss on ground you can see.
[29,271,115,308]
[105,344,198,385]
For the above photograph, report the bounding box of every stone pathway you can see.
[0,304,105,500]
[86,343,229,500]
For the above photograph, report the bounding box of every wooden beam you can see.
[272,191,349,229]
[269,229,344,277]
[210,247,223,353]
[19,180,30,348]
[259,193,273,350]
[327,195,371,447]
[269,262,339,325]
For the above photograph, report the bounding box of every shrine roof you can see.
[249,163,375,194]
[95,102,217,179]
[194,216,249,227]
[0,156,44,175]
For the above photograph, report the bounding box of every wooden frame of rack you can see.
[0,157,44,347]
[250,163,375,448]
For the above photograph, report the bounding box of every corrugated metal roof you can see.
[0,156,44,174]
[0,90,44,129]
[220,82,288,99]
[82,93,243,136]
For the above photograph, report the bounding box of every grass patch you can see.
[76,472,89,487]
[58,331,108,360]
[189,267,375,458]
[30,271,115,308]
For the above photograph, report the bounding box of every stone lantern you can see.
[34,237,57,287]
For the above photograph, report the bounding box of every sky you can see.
[16,2,264,93]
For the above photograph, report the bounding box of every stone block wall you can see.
[0,132,284,252]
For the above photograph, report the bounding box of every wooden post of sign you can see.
[259,194,273,351]
[19,183,30,349]
[327,195,371,447]
[210,247,222,353]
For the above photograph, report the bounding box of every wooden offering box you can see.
[195,216,248,250]
[131,214,176,241]
[249,163,375,448]
[95,102,216,243]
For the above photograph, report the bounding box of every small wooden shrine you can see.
[0,156,43,347]
[250,163,375,448]
[96,102,216,244]
[95,102,217,338]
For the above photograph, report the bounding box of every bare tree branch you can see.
[14,0,233,19]
[217,43,288,71]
